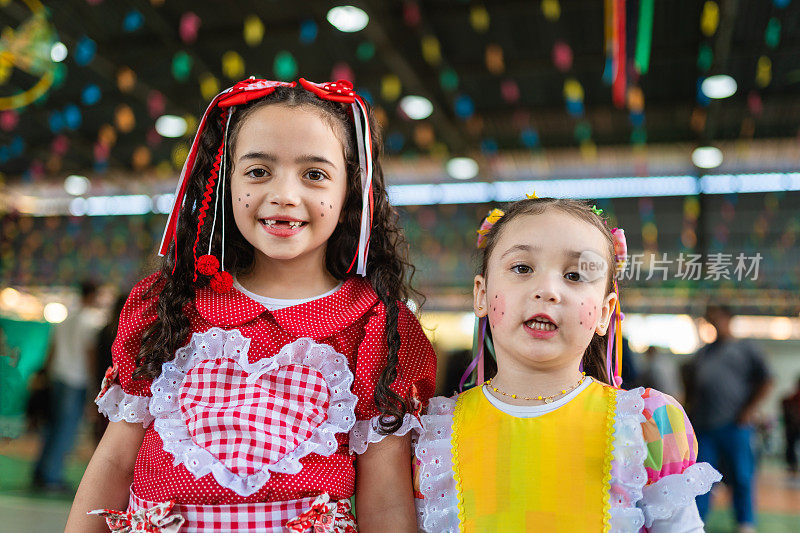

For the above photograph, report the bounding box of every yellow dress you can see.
[452,380,616,532]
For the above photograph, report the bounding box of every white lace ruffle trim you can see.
[149,328,358,497]
[608,387,648,532]
[639,462,722,527]
[95,384,153,427]
[413,395,459,533]
[349,412,423,455]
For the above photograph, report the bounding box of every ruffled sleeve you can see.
[95,273,161,426]
[637,388,721,529]
[349,302,436,454]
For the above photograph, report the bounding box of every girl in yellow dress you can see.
[413,197,721,532]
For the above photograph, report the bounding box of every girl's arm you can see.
[355,433,416,533]
[65,420,145,533]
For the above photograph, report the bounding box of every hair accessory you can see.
[486,373,586,403]
[157,77,377,291]
[476,208,505,249]
[611,228,627,277]
[526,191,539,199]
[590,205,604,216]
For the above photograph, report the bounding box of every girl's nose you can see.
[532,276,561,303]
[268,176,300,207]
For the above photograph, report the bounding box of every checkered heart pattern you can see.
[180,360,330,478]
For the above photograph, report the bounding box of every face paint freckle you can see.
[245,203,249,208]
[246,193,250,197]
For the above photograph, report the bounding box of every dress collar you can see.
[194,277,380,336]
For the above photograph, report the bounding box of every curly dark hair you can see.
[477,197,618,384]
[134,85,416,433]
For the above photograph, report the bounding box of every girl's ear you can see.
[595,290,619,336]
[473,274,488,318]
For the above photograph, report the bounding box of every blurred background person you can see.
[685,304,773,533]
[91,292,127,445]
[31,281,100,492]
[636,345,682,400]
[781,376,800,485]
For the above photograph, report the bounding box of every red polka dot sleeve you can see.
[353,302,437,421]
[110,273,162,396]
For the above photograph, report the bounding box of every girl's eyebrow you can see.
[499,244,601,260]
[238,151,337,169]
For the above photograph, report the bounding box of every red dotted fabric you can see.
[109,273,437,504]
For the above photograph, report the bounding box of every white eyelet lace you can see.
[96,384,154,427]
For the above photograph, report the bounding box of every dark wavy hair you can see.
[134,85,416,433]
[477,197,617,384]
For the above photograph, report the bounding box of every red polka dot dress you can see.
[95,273,436,530]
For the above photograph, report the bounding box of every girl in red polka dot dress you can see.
[66,79,437,533]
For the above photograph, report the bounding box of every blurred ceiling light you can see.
[400,95,433,120]
[155,115,187,138]
[446,157,479,180]
[692,146,723,169]
[64,174,90,196]
[50,42,68,62]
[327,6,369,32]
[701,75,737,99]
[43,302,68,324]
[769,317,793,340]
[0,288,21,307]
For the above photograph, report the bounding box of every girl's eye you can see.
[511,265,532,274]
[305,169,327,182]
[246,168,268,179]
[565,272,583,282]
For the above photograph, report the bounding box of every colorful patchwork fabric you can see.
[640,388,698,484]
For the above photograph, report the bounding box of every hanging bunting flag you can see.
[470,5,490,33]
[330,62,354,83]
[500,79,520,103]
[179,12,201,44]
[114,104,135,133]
[634,0,654,74]
[357,41,375,61]
[697,44,713,72]
[756,55,772,87]
[440,68,459,91]
[552,41,573,72]
[421,35,441,66]
[765,17,781,49]
[299,19,318,44]
[243,15,264,46]
[381,74,402,101]
[172,51,192,81]
[485,43,504,74]
[122,10,145,33]
[273,51,298,80]
[611,0,627,108]
[700,1,719,37]
[117,66,136,93]
[542,0,561,21]
[199,74,219,101]
[222,51,245,79]
[404,1,421,27]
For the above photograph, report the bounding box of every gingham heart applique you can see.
[179,358,331,478]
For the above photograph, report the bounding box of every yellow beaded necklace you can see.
[485,372,587,404]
